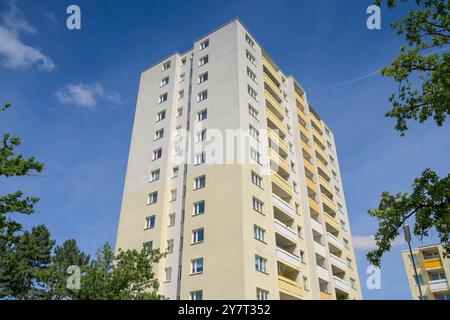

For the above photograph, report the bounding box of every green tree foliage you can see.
[375,0,450,135]
[368,169,450,266]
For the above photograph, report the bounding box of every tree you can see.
[375,0,450,135]
[73,243,166,300]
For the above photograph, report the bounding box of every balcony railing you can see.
[265,91,284,119]
[320,291,332,300]
[324,212,340,230]
[326,232,344,250]
[309,198,321,214]
[423,257,443,270]
[429,279,449,292]
[272,194,295,218]
[317,265,330,281]
[321,193,337,213]
[296,107,308,124]
[330,254,347,271]
[301,141,313,156]
[295,93,306,109]
[333,276,350,292]
[299,124,309,139]
[278,275,303,297]
[274,219,298,241]
[276,247,301,268]
[268,128,288,155]
[262,56,282,84]
[303,157,315,173]
[310,218,323,234]
[269,149,290,173]
[306,176,318,194]
[271,172,293,195]
[266,108,287,135]
[314,241,326,256]
[264,73,282,101]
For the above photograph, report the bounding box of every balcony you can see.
[320,292,332,300]
[264,73,282,101]
[309,198,321,214]
[324,212,340,230]
[429,279,449,292]
[310,114,323,130]
[299,124,309,139]
[423,257,443,270]
[306,176,318,194]
[269,149,290,174]
[319,176,334,195]
[266,108,287,135]
[271,172,293,197]
[310,218,323,234]
[317,265,330,281]
[276,247,301,269]
[275,219,298,242]
[312,127,325,146]
[303,158,315,173]
[265,91,284,118]
[268,128,288,155]
[301,141,313,156]
[315,143,328,162]
[321,193,337,213]
[327,233,344,250]
[317,160,332,179]
[314,241,326,256]
[295,93,306,109]
[296,107,308,124]
[330,254,347,271]
[278,275,304,298]
[272,194,296,218]
[333,276,350,292]
[262,56,282,84]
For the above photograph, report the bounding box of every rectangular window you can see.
[247,67,257,82]
[196,129,207,143]
[164,267,172,282]
[148,192,158,205]
[162,61,170,70]
[143,241,153,251]
[424,252,440,259]
[150,169,160,182]
[197,109,207,121]
[256,288,269,300]
[199,39,209,50]
[172,166,179,178]
[250,148,260,164]
[197,90,208,102]
[158,93,168,104]
[154,128,164,140]
[254,225,265,242]
[167,239,174,254]
[178,90,184,100]
[246,50,256,65]
[170,189,177,202]
[255,255,267,273]
[252,197,263,213]
[193,201,205,216]
[181,57,186,66]
[303,276,309,290]
[194,175,206,189]
[177,107,183,117]
[248,85,258,100]
[198,72,208,84]
[192,228,204,244]
[249,125,259,141]
[191,258,204,274]
[430,272,446,281]
[145,215,155,229]
[251,171,262,188]
[190,290,203,300]
[179,73,185,82]
[300,251,305,264]
[168,213,175,227]
[152,148,162,160]
[414,275,424,285]
[346,258,352,268]
[160,76,169,87]
[248,104,258,120]
[246,34,255,48]
[199,55,209,66]
[350,278,356,289]
[156,110,166,122]
[195,152,206,165]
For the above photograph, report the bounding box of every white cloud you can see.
[55,82,123,109]
[353,235,405,250]
[0,2,55,71]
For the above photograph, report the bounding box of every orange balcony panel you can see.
[296,93,306,109]
[302,141,313,156]
[320,292,332,300]
[299,124,310,139]
[296,107,308,124]
[303,158,314,173]
[309,198,321,214]
[424,258,443,269]
[306,176,317,193]
[324,212,339,230]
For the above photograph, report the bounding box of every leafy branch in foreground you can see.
[367,169,450,266]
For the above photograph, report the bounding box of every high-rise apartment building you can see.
[115,19,362,300]
[402,244,450,300]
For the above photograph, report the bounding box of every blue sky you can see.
[0,0,448,300]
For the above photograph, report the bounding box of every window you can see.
[197,109,207,121]
[145,215,155,229]
[436,294,450,300]
[414,275,424,285]
[181,57,186,66]
[255,255,267,273]
[300,251,305,264]
[192,228,204,244]
[156,110,166,121]
[194,175,206,189]
[164,267,172,282]
[293,181,298,193]
[167,239,174,254]
[246,50,256,65]
[143,241,153,251]
[252,197,263,214]
[193,201,205,216]
[199,39,209,50]
[350,278,356,289]
[340,220,347,231]
[168,213,175,227]
[197,90,208,102]
[196,129,207,143]
[160,76,169,87]
[162,61,170,70]
[246,34,255,48]
[176,108,183,118]
[198,72,208,84]
[148,192,158,205]
[172,166,179,178]
[190,290,203,300]
[199,55,209,66]
[178,90,184,100]
[250,148,260,164]
[249,125,259,141]
[297,226,303,238]
[152,148,162,160]
[430,272,446,281]
[251,171,262,188]
[424,252,440,259]
[256,288,269,300]
[170,189,177,202]
[248,85,258,100]
[254,225,265,242]
[158,93,168,104]
[150,169,160,182]
[154,128,164,140]
[343,238,349,249]
[179,73,185,82]
[175,125,182,136]
[303,276,309,290]
[248,104,258,120]
[191,258,204,274]
[247,67,256,82]
[195,152,206,165]
[346,258,352,268]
